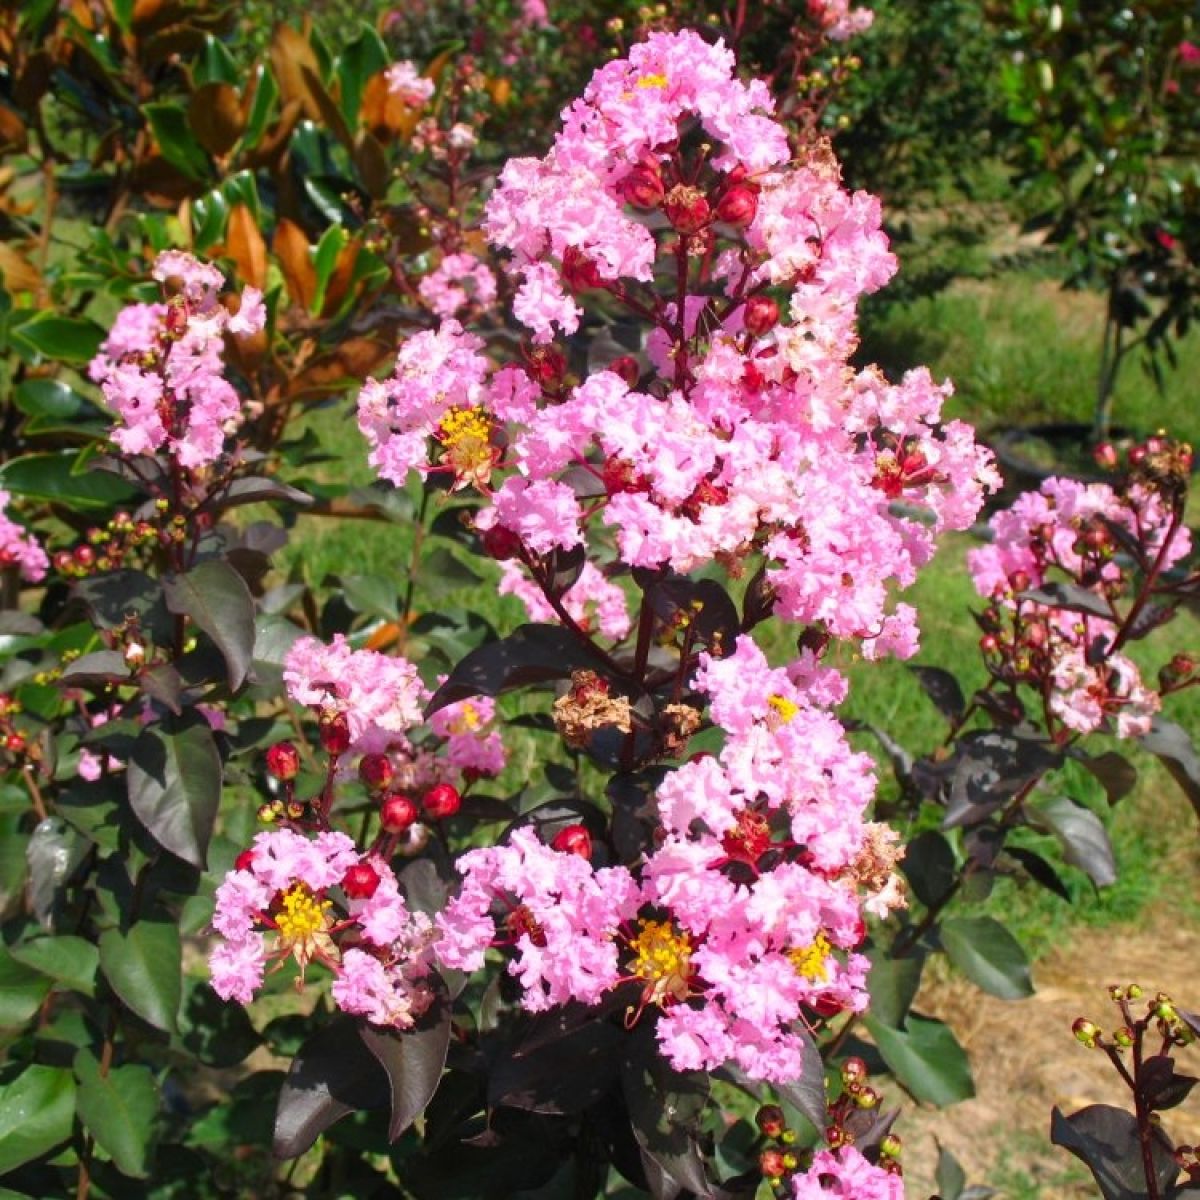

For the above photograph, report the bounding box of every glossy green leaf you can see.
[10,935,99,997]
[74,1051,158,1178]
[10,315,106,364]
[99,922,181,1033]
[0,1065,75,1174]
[127,719,222,869]
[144,103,210,181]
[14,379,86,421]
[0,949,52,1028]
[863,1014,974,1106]
[0,452,136,510]
[337,25,389,124]
[940,915,1033,1000]
[310,223,348,315]
[867,952,925,1028]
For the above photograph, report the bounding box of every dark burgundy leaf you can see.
[489,1014,623,1114]
[359,974,451,1139]
[1071,749,1139,805]
[652,575,740,656]
[59,651,131,687]
[767,1026,826,1134]
[273,1016,391,1159]
[908,666,966,722]
[1050,1104,1178,1200]
[163,560,257,691]
[902,830,957,907]
[1137,718,1200,823]
[621,1022,713,1199]
[943,731,1062,829]
[1028,796,1117,887]
[126,718,222,869]
[1139,1055,1198,1112]
[1021,582,1114,621]
[426,624,610,715]
[215,476,313,509]
[1006,846,1072,900]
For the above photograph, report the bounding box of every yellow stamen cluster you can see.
[629,919,693,1006]
[437,407,494,487]
[636,73,668,89]
[275,884,332,943]
[448,701,482,734]
[789,932,832,981]
[767,693,799,725]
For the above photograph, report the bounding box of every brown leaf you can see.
[272,218,316,310]
[0,106,27,153]
[241,98,302,173]
[353,130,390,200]
[269,24,326,123]
[14,51,53,110]
[0,243,41,294]
[320,240,361,316]
[223,204,268,289]
[360,72,420,143]
[131,156,199,206]
[288,336,391,398]
[188,82,243,157]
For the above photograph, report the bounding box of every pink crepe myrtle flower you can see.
[283,634,427,756]
[0,490,48,582]
[792,1146,903,1199]
[498,560,632,640]
[435,826,641,1010]
[89,251,265,469]
[428,695,507,777]
[418,252,499,319]
[385,60,435,106]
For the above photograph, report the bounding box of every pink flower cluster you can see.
[385,60,435,106]
[806,0,874,41]
[498,559,632,640]
[360,30,997,654]
[418,252,499,319]
[89,251,264,468]
[209,828,435,1028]
[0,489,48,582]
[283,634,426,755]
[434,633,904,1083]
[968,476,1190,738]
[283,634,507,784]
[791,1146,902,1199]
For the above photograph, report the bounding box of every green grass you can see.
[861,268,1200,445]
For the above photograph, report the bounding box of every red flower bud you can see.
[663,185,710,235]
[266,741,301,781]
[422,782,461,820]
[527,345,567,388]
[342,861,382,899]
[1093,441,1118,470]
[756,1105,786,1138]
[841,1056,869,1085]
[550,824,592,858]
[744,295,779,337]
[380,792,418,833]
[319,711,352,756]
[759,1148,788,1179]
[359,753,394,791]
[74,545,95,568]
[481,524,523,561]
[608,355,641,388]
[619,167,665,209]
[716,184,758,227]
[234,849,256,872]
[562,245,604,292]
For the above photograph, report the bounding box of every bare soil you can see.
[894,869,1200,1196]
